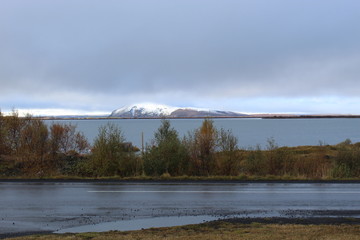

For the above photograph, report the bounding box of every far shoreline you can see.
[1,178,360,184]
[35,115,360,120]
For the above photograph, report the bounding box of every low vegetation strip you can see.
[6,219,360,240]
[1,110,360,180]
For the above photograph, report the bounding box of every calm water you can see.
[45,118,360,148]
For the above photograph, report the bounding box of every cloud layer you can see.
[1,0,360,114]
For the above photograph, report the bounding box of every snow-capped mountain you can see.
[110,103,247,118]
[110,103,177,118]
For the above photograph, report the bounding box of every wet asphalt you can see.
[1,181,360,237]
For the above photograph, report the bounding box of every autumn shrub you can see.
[184,119,219,176]
[275,147,296,176]
[0,112,91,177]
[290,146,331,179]
[3,110,29,155]
[49,123,90,174]
[18,118,50,176]
[264,137,284,175]
[0,111,8,155]
[50,123,89,155]
[215,128,240,175]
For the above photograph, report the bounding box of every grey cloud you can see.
[1,0,360,112]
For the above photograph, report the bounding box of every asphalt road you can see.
[1,181,360,236]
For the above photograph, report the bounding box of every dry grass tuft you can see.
[6,222,360,240]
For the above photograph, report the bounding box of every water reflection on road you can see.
[1,182,360,235]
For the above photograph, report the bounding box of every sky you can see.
[1,0,360,116]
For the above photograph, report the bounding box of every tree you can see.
[4,110,28,154]
[91,123,136,176]
[186,119,218,176]
[0,110,8,155]
[19,118,49,176]
[0,110,91,177]
[217,128,239,175]
[144,119,187,176]
[49,123,63,156]
[49,123,89,156]
[49,123,90,175]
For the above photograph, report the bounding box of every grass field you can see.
[7,221,360,240]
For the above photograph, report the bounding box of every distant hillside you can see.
[110,103,247,118]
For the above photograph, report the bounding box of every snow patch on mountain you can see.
[110,103,247,118]
[111,103,177,118]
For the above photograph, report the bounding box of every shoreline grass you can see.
[6,220,360,240]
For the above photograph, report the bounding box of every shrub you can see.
[91,123,139,177]
[144,119,187,176]
[244,145,267,175]
[185,119,218,176]
[333,143,360,178]
[216,128,240,175]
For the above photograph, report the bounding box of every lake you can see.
[45,118,360,149]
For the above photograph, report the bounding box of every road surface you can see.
[1,181,360,236]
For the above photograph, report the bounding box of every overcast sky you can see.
[1,0,360,115]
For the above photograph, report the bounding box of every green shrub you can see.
[90,123,140,177]
[144,119,188,176]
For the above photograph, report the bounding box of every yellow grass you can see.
[7,222,360,240]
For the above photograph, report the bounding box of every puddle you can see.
[55,215,218,233]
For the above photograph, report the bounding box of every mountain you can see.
[110,103,247,118]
